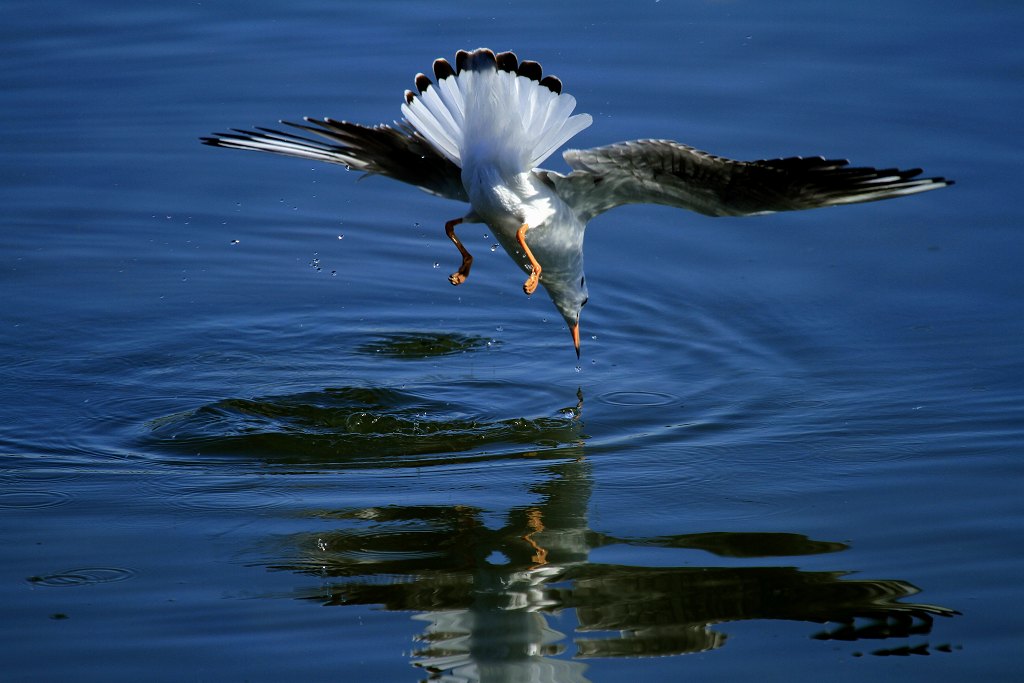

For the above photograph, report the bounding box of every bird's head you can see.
[542,272,589,358]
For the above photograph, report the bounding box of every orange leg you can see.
[516,223,541,295]
[522,507,548,567]
[445,218,472,286]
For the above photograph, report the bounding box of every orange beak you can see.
[571,320,581,358]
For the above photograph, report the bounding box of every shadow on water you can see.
[262,455,958,680]
[146,384,584,467]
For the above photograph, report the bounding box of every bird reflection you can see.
[267,449,958,680]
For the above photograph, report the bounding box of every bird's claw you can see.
[515,223,542,296]
[523,273,539,295]
[444,218,472,287]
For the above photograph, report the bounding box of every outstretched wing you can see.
[538,139,951,223]
[201,118,467,202]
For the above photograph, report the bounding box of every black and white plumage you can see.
[202,48,952,356]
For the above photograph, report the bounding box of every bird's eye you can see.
[581,297,588,307]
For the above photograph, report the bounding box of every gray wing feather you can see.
[538,139,951,223]
[202,118,467,202]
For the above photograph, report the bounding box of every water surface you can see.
[2,1,1022,681]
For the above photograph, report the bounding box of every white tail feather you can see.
[402,67,591,173]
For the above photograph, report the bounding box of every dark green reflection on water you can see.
[355,332,498,358]
[266,456,957,679]
[148,387,958,678]
[147,385,583,465]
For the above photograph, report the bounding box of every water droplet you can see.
[337,234,344,240]
[331,270,337,276]
[230,239,240,245]
[490,244,498,252]
[432,262,440,269]
[575,364,582,373]
[495,326,503,332]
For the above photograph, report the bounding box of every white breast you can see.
[463,166,558,234]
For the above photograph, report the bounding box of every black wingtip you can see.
[455,48,497,74]
[443,49,561,92]
[517,59,542,81]
[433,58,456,81]
[495,51,518,72]
[539,75,562,94]
[414,73,432,94]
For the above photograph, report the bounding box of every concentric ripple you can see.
[27,567,135,587]
[599,391,679,407]
[0,490,72,509]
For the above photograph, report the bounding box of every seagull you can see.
[202,48,951,357]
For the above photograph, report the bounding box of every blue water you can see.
[3,1,1022,680]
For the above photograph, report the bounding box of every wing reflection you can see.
[266,454,958,680]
